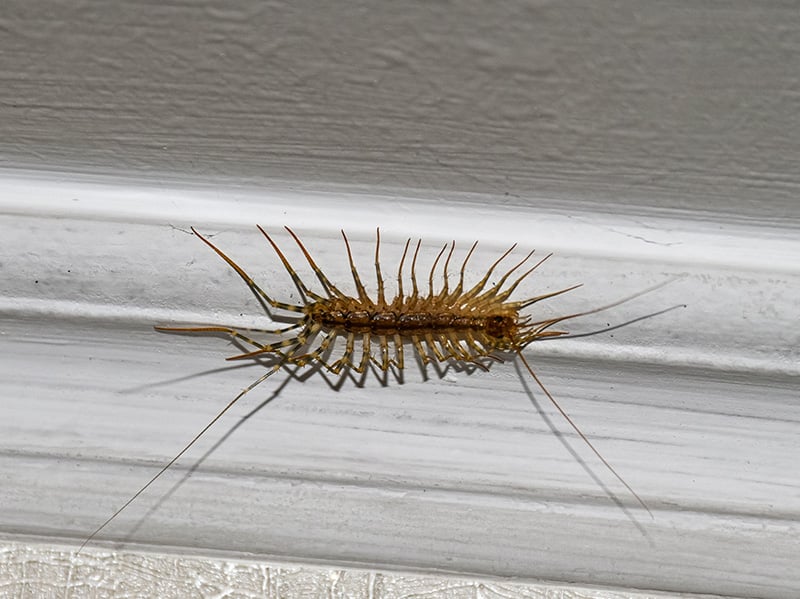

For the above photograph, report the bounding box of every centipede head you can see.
[485,314,519,345]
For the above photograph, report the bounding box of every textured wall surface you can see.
[2,1,799,222]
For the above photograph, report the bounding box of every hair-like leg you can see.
[471,248,535,305]
[423,332,447,362]
[225,323,320,361]
[355,332,372,373]
[427,244,448,298]
[410,334,429,365]
[256,225,323,303]
[329,332,357,374]
[449,241,478,301]
[374,228,387,307]
[342,231,373,306]
[459,243,517,301]
[393,333,405,370]
[283,226,349,300]
[191,227,303,313]
[409,240,422,302]
[289,329,339,367]
[437,241,456,299]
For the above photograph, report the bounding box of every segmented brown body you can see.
[166,225,579,374]
[79,225,650,552]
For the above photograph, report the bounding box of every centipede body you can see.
[79,225,653,551]
[166,225,580,374]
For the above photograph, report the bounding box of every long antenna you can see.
[516,350,652,516]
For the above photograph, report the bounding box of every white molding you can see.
[1,170,798,598]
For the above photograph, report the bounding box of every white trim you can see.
[1,169,798,598]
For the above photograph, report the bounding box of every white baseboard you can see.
[1,169,797,598]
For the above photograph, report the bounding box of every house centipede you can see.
[80,225,663,551]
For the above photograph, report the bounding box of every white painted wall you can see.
[1,2,798,598]
[3,1,799,223]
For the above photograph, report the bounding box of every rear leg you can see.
[191,227,304,313]
[154,325,284,352]
[284,226,349,300]
[256,225,324,303]
[225,323,320,361]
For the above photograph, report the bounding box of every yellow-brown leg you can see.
[329,332,357,374]
[374,228,387,308]
[444,240,478,304]
[472,249,535,305]
[411,334,430,365]
[354,332,371,373]
[464,330,493,359]
[256,225,324,303]
[226,323,321,360]
[393,333,405,370]
[488,253,552,305]
[424,332,448,362]
[436,241,456,300]
[427,244,447,297]
[283,226,349,300]
[154,325,271,351]
[191,227,304,313]
[409,240,422,300]
[341,230,373,307]
[460,243,517,301]
[289,329,339,367]
[444,332,470,360]
[377,333,392,370]
[396,239,411,300]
